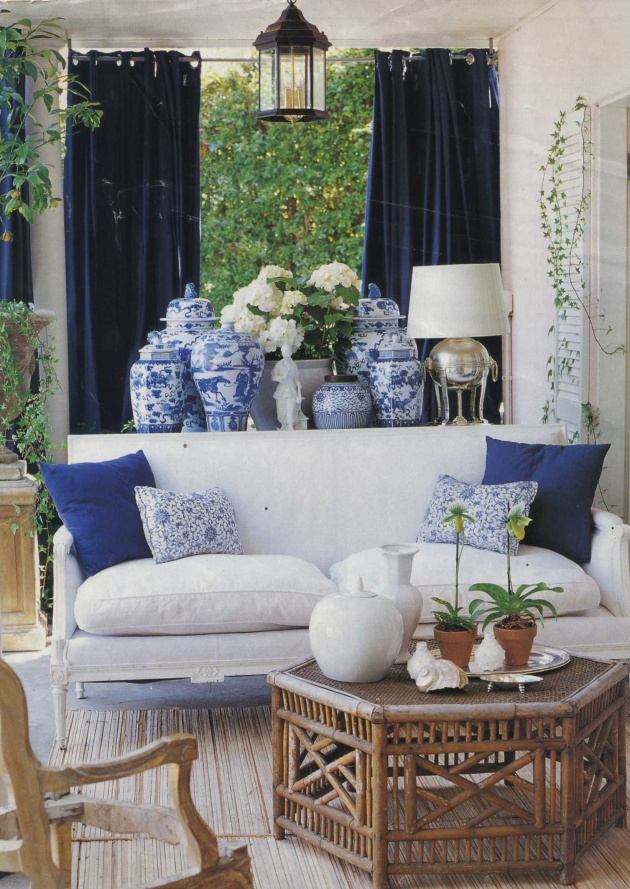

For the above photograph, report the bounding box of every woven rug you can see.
[49,706,630,888]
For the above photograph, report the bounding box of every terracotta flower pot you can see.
[434,626,478,669]
[494,624,537,668]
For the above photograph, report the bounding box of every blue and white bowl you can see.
[312,375,373,429]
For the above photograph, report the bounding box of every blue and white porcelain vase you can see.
[369,332,424,427]
[160,284,218,432]
[190,320,265,432]
[312,374,372,429]
[130,331,186,433]
[343,283,417,386]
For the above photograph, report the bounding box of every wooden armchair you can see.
[0,657,253,889]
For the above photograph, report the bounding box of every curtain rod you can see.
[67,45,493,66]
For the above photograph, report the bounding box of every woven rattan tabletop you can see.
[272,648,628,718]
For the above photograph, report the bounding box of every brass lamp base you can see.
[425,337,498,425]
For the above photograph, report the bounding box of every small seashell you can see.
[408,642,469,691]
[469,631,505,673]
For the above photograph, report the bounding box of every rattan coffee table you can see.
[268,652,628,887]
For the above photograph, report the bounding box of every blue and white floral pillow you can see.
[418,475,538,555]
[135,486,243,564]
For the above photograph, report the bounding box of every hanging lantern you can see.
[253,0,331,124]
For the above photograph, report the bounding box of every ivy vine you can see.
[539,97,624,440]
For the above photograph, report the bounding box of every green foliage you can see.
[0,301,58,612]
[0,14,102,239]
[199,51,373,312]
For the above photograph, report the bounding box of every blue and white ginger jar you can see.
[191,320,265,432]
[343,283,417,386]
[130,331,186,433]
[312,374,372,429]
[369,332,424,427]
[160,284,218,432]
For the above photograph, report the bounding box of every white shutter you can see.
[552,110,589,441]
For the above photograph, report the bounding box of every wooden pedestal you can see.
[0,464,47,651]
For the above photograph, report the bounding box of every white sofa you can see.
[51,424,630,745]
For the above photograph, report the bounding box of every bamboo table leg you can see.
[559,717,577,885]
[371,723,389,889]
[271,686,286,841]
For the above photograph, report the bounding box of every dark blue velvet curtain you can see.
[0,63,33,304]
[362,49,501,421]
[64,50,201,433]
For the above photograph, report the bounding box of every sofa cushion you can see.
[74,554,337,635]
[329,543,600,621]
[135,486,243,563]
[419,474,538,555]
[40,450,155,577]
[482,438,610,563]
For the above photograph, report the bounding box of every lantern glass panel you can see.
[279,46,310,109]
[312,47,325,111]
[259,48,276,111]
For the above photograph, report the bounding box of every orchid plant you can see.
[469,503,563,631]
[220,262,361,363]
[431,501,483,633]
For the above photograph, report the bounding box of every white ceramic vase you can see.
[249,357,332,430]
[309,578,403,682]
[378,544,422,663]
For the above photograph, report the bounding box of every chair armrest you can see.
[41,733,198,794]
[51,525,84,640]
[583,508,630,617]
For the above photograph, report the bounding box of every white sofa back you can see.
[69,425,567,573]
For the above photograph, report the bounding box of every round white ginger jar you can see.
[309,577,403,683]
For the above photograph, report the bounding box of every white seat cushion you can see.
[75,554,336,636]
[329,543,600,622]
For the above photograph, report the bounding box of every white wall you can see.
[500,0,630,514]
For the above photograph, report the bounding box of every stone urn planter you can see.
[0,307,55,464]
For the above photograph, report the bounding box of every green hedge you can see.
[199,52,374,312]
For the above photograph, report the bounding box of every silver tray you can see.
[435,644,570,677]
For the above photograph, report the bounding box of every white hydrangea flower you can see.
[330,295,350,310]
[281,289,308,314]
[258,265,293,281]
[220,303,240,323]
[307,262,360,292]
[247,279,283,314]
[260,316,304,354]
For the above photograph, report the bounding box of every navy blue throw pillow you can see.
[40,451,155,577]
[482,438,610,563]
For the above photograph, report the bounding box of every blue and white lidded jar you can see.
[368,332,424,427]
[343,283,417,386]
[190,320,265,432]
[312,374,372,429]
[130,331,186,433]
[160,284,218,432]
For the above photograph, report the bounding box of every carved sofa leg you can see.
[51,678,69,750]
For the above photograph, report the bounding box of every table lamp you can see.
[406,263,507,425]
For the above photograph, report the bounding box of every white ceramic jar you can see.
[309,577,403,682]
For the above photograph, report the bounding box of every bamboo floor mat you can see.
[49,706,630,889]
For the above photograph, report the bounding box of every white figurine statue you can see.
[468,631,505,673]
[272,343,307,431]
[407,642,468,692]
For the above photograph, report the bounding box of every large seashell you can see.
[408,642,469,692]
[469,631,505,673]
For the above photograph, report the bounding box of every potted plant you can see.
[432,500,483,668]
[220,262,360,428]
[469,503,563,667]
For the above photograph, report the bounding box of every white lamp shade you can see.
[406,263,508,339]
